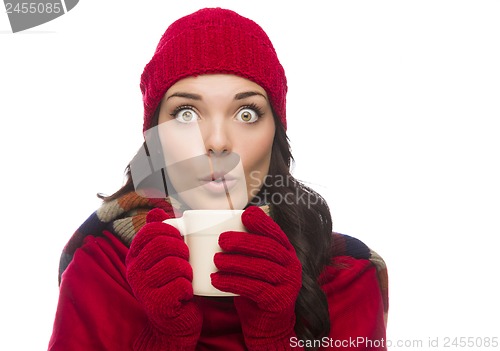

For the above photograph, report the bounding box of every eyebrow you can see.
[234,91,268,100]
[166,91,267,101]
[166,92,202,101]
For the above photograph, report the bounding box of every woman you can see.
[49,8,388,351]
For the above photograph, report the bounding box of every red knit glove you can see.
[211,206,302,351]
[126,208,202,351]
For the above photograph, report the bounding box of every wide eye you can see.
[174,108,199,123]
[236,108,259,123]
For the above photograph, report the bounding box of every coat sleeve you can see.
[48,231,148,351]
[320,256,387,351]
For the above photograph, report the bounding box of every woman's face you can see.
[156,74,275,210]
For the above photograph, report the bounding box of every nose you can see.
[203,119,232,156]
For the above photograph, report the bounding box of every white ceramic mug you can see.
[164,209,244,296]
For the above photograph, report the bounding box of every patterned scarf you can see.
[58,191,388,324]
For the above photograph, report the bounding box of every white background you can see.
[1,1,499,350]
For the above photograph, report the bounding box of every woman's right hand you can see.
[126,208,202,350]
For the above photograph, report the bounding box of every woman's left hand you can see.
[211,206,302,350]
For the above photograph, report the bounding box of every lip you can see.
[200,178,237,194]
[200,172,235,182]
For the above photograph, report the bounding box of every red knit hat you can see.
[140,7,288,132]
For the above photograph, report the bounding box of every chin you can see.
[174,189,249,211]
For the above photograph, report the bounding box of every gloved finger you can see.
[213,252,291,285]
[145,276,196,321]
[128,256,193,290]
[241,206,294,250]
[127,222,182,262]
[129,236,189,271]
[211,272,294,311]
[160,299,201,335]
[211,270,271,297]
[146,208,172,223]
[219,231,294,266]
